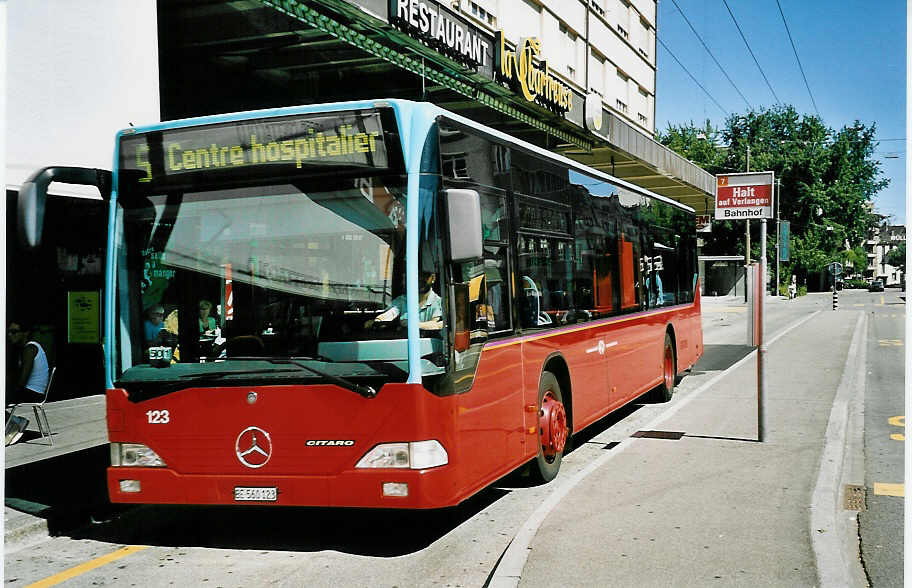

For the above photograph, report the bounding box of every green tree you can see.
[886,242,906,272]
[656,105,888,289]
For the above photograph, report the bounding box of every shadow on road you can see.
[5,446,113,536]
[687,344,753,374]
[68,487,510,556]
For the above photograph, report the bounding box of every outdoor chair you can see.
[6,366,56,445]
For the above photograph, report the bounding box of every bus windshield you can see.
[111,109,444,389]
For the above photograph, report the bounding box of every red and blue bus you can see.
[19,99,701,508]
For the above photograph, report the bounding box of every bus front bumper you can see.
[106,466,460,509]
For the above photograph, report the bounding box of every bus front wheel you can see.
[656,333,677,403]
[533,371,568,482]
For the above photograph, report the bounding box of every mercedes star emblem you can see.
[235,426,273,468]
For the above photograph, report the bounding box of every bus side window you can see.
[674,208,697,303]
[619,229,641,310]
[483,245,511,333]
[517,235,573,328]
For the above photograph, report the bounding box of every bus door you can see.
[609,223,654,400]
[440,155,524,478]
[572,199,619,414]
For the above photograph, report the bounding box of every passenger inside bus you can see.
[364,272,443,331]
[143,304,166,346]
[198,299,217,335]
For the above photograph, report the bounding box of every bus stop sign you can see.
[715,172,774,220]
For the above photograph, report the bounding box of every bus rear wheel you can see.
[533,371,568,483]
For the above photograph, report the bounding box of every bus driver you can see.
[365,272,443,331]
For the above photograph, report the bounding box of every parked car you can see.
[869,280,884,292]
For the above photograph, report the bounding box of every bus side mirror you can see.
[18,166,112,249]
[444,189,483,262]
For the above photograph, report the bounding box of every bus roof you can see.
[117,99,694,214]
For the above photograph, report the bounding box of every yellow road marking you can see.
[881,295,885,305]
[888,416,905,427]
[873,483,904,497]
[891,433,905,441]
[878,339,903,346]
[854,303,865,307]
[26,545,148,588]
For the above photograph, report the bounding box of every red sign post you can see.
[716,171,774,442]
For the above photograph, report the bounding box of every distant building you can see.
[865,219,905,285]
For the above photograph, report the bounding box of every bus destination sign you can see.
[119,110,396,191]
[715,172,774,220]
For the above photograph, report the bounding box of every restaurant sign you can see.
[389,0,491,69]
[494,32,573,114]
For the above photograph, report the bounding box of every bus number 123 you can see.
[146,410,170,424]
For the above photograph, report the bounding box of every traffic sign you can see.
[778,220,790,261]
[715,172,775,220]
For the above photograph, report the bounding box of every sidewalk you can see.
[4,394,108,550]
[513,309,865,586]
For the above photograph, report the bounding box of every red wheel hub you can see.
[539,391,567,457]
[664,344,674,390]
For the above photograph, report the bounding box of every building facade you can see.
[865,222,905,285]
[462,0,657,136]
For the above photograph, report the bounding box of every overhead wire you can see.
[656,36,729,116]
[668,0,752,110]
[720,0,781,104]
[774,0,819,116]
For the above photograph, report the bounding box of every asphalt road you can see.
[3,292,869,587]
[853,287,905,587]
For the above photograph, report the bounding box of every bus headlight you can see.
[110,442,166,467]
[355,440,448,469]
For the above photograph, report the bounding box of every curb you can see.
[4,507,50,553]
[809,311,868,587]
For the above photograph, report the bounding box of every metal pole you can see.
[758,218,767,442]
[744,145,751,302]
[833,267,839,310]
[775,179,781,297]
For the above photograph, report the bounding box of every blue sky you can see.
[655,0,906,224]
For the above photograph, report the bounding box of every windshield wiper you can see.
[178,367,302,380]
[228,356,378,399]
